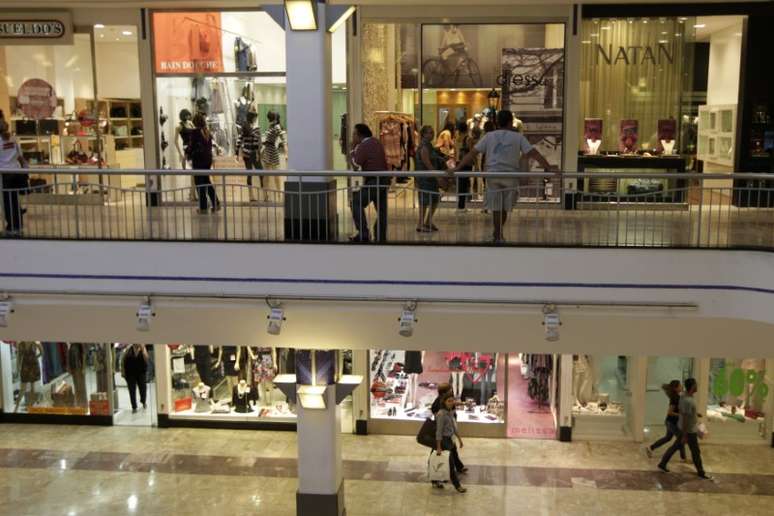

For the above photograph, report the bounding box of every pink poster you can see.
[619,119,639,154]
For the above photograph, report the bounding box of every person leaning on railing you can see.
[0,112,30,237]
[451,110,557,244]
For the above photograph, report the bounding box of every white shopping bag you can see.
[698,422,709,440]
[428,451,450,482]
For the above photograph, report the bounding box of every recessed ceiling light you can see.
[658,40,668,44]
[94,23,105,29]
[643,19,649,24]
[679,17,687,22]
[581,40,591,44]
[601,26,611,30]
[591,33,599,37]
[122,31,133,36]
[693,24,706,29]
[675,33,682,37]
[661,31,668,35]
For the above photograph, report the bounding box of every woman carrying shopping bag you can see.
[434,393,467,493]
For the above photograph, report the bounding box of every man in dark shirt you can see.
[349,124,389,242]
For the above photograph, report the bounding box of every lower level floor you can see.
[0,424,772,515]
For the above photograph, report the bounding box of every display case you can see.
[706,358,770,443]
[698,104,737,169]
[572,355,632,439]
[577,155,687,203]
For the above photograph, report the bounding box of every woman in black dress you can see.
[188,113,220,213]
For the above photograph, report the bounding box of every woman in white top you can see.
[0,115,29,236]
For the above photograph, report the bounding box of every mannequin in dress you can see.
[215,346,240,392]
[234,346,256,383]
[402,351,424,410]
[586,138,602,155]
[193,345,217,388]
[660,140,675,155]
[573,355,594,406]
[232,379,257,413]
[253,348,278,407]
[446,352,469,399]
[15,341,42,412]
[67,343,87,407]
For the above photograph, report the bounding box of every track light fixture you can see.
[136,298,155,332]
[398,301,418,338]
[542,304,561,342]
[0,296,14,328]
[266,298,286,336]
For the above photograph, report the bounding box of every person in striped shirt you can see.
[262,111,285,202]
[236,111,263,202]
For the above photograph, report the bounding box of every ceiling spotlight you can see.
[398,301,418,338]
[542,305,561,342]
[284,0,318,31]
[94,23,105,29]
[693,24,706,29]
[266,299,285,336]
[136,298,154,332]
[0,298,14,328]
[122,30,133,36]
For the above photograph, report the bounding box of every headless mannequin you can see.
[573,355,594,406]
[451,370,464,398]
[15,341,42,412]
[661,139,675,155]
[193,382,212,412]
[234,346,256,384]
[403,351,424,410]
[586,139,602,155]
[254,347,278,406]
[232,379,256,413]
[67,343,87,407]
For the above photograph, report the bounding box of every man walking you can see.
[453,110,556,243]
[349,123,389,242]
[658,377,712,479]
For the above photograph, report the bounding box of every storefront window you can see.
[707,357,768,439]
[369,350,505,424]
[168,345,297,421]
[572,355,628,417]
[0,27,145,187]
[645,356,694,428]
[0,341,111,416]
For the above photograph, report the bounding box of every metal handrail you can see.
[0,167,772,180]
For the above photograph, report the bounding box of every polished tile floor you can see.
[0,424,772,515]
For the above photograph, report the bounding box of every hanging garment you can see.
[209,84,225,114]
[380,120,403,169]
[17,342,41,383]
[403,351,423,375]
[253,348,276,383]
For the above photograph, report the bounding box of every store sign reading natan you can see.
[596,44,674,66]
[0,20,66,39]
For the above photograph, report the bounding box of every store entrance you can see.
[506,353,556,439]
[112,344,157,427]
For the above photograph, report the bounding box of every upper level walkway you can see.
[2,169,773,250]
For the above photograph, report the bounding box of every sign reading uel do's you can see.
[0,20,65,39]
[595,44,674,66]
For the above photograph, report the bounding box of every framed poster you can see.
[153,12,224,74]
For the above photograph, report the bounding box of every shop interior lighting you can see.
[398,301,418,338]
[328,6,355,33]
[693,24,706,29]
[122,30,133,36]
[297,385,328,409]
[94,23,105,29]
[284,0,318,31]
[136,298,154,332]
[0,297,14,328]
[266,299,285,336]
[542,305,561,342]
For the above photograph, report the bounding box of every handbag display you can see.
[416,418,437,449]
[15,120,37,136]
[428,451,450,482]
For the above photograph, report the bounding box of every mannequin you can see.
[573,355,594,406]
[586,138,602,155]
[660,139,675,155]
[402,351,424,410]
[445,352,469,398]
[192,382,213,413]
[475,353,496,406]
[232,379,256,413]
[193,345,217,388]
[66,343,87,407]
[234,346,256,383]
[94,344,109,393]
[15,341,42,412]
[216,346,240,392]
[253,347,278,407]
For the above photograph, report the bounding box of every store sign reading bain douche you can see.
[595,43,674,66]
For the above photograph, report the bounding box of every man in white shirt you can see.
[453,110,556,243]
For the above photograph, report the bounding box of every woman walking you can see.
[122,344,150,413]
[188,113,220,213]
[645,380,686,461]
[415,125,442,233]
[434,393,467,493]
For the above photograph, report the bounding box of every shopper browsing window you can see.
[189,113,220,214]
[349,123,389,242]
[435,393,467,493]
[645,380,687,461]
[0,114,29,238]
[453,110,557,244]
[658,377,712,479]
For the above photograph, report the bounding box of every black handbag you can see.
[416,418,437,449]
[39,119,59,135]
[15,120,37,136]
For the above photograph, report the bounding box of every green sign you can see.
[713,368,768,400]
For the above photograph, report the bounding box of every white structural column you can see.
[284,3,336,240]
[296,387,344,515]
[286,3,333,174]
